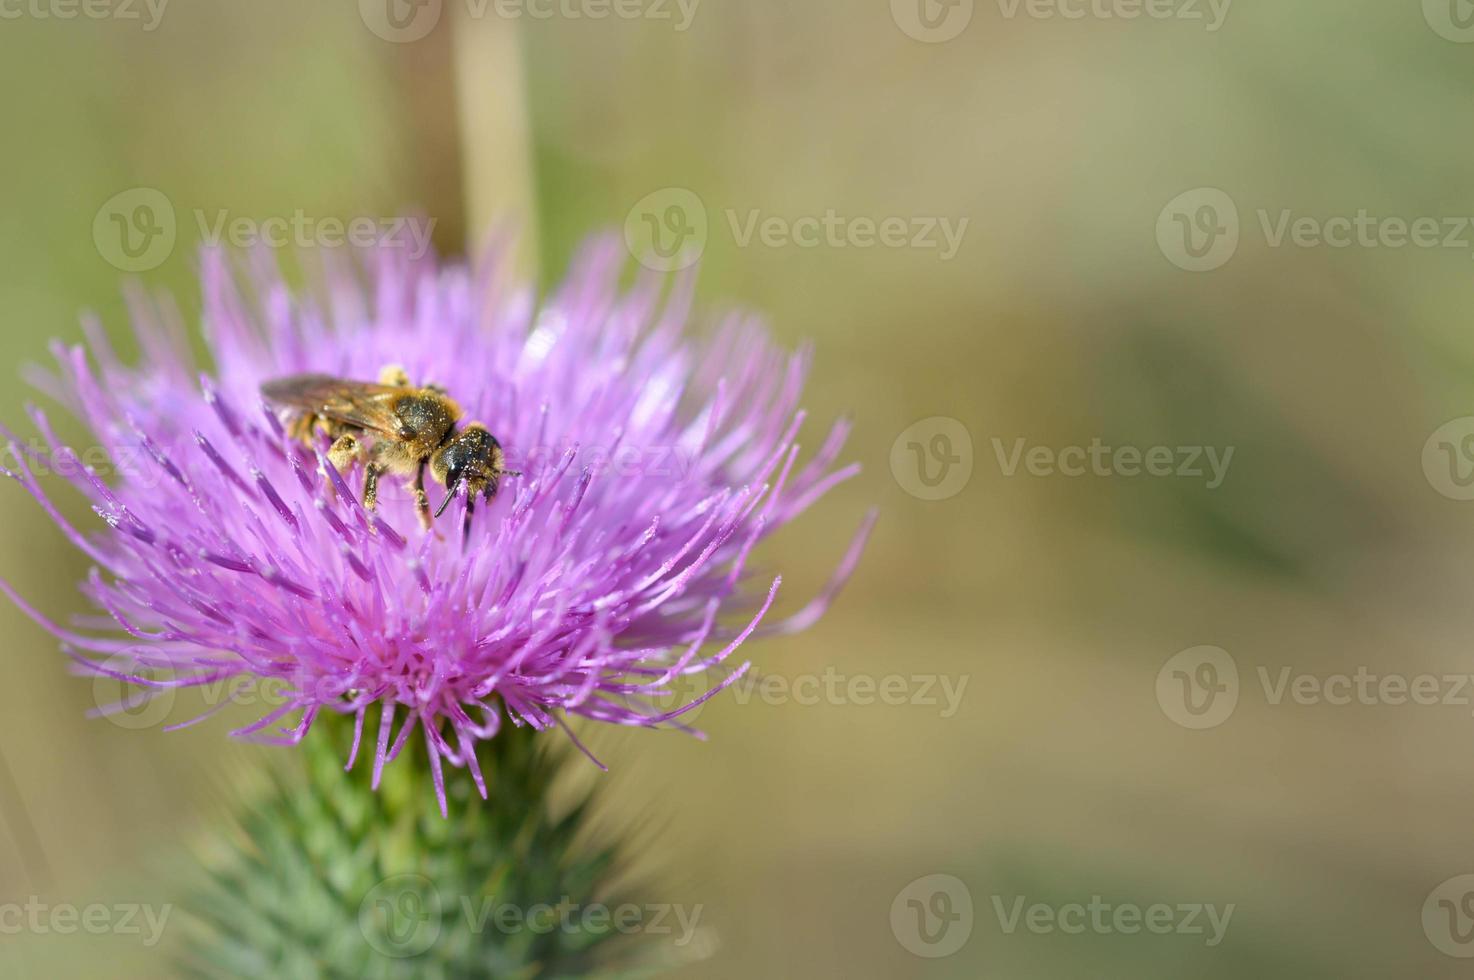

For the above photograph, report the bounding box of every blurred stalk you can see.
[385,20,467,258]
[451,11,539,278]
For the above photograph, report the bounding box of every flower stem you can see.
[183,710,649,979]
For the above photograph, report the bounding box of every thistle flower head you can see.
[3,237,872,814]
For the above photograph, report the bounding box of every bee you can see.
[261,365,517,539]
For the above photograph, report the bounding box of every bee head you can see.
[431,424,516,518]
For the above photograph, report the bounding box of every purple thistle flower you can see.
[2,237,874,815]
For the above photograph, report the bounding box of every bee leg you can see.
[411,459,433,530]
[327,434,359,472]
[462,492,476,543]
[362,459,384,511]
[378,364,411,388]
[288,412,318,445]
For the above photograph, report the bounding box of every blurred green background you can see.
[4,1,1474,976]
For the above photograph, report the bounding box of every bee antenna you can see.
[435,475,464,519]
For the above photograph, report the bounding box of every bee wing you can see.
[261,374,406,437]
